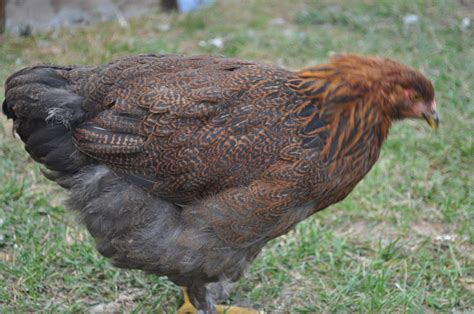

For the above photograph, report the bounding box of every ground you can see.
[4,0,157,35]
[0,0,473,312]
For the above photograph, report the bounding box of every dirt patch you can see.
[334,218,473,259]
[411,220,454,238]
[334,220,399,242]
[88,289,143,314]
[5,0,157,35]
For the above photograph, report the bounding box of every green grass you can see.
[1,0,473,312]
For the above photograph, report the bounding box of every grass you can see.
[0,0,473,312]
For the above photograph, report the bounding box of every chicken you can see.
[2,54,438,313]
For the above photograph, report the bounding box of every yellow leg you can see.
[215,305,259,314]
[177,288,197,314]
[176,287,258,314]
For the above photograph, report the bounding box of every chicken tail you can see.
[3,65,89,182]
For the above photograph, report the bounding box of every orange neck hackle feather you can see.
[298,54,434,114]
[294,54,435,143]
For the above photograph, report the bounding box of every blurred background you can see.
[0,0,473,312]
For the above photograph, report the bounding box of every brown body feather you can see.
[2,54,436,313]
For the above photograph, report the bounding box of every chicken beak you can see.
[422,110,439,130]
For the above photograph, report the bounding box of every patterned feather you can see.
[2,54,437,312]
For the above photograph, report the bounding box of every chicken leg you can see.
[177,287,258,314]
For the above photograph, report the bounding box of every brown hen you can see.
[3,54,438,313]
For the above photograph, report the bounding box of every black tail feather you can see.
[3,65,90,178]
[3,99,16,119]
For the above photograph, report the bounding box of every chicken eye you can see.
[410,93,422,102]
